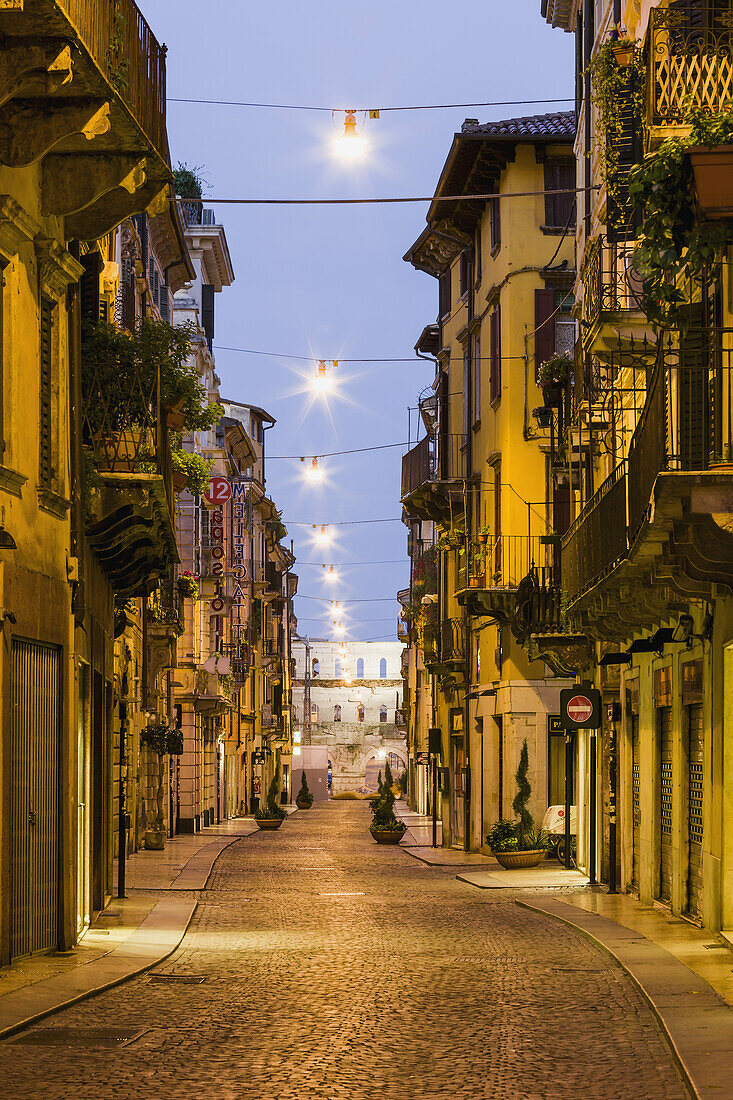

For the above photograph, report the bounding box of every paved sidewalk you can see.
[0,813,285,1039]
[519,896,733,1099]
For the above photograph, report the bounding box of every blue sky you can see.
[147,0,573,640]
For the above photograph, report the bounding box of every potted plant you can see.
[533,405,553,429]
[254,766,287,829]
[369,762,406,844]
[685,108,733,218]
[177,570,199,601]
[171,446,213,496]
[486,739,549,868]
[608,25,635,68]
[173,161,206,225]
[476,525,489,545]
[140,722,171,850]
[538,353,571,408]
[295,770,314,810]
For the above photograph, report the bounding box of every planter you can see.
[533,406,553,429]
[172,469,188,493]
[492,848,547,869]
[468,575,485,589]
[144,829,166,851]
[689,146,733,217]
[256,817,284,830]
[542,382,564,409]
[370,826,406,845]
[165,399,187,431]
[611,43,634,67]
[93,429,145,472]
[477,532,488,545]
[296,798,313,810]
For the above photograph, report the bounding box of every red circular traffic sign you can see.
[204,476,231,505]
[566,695,593,724]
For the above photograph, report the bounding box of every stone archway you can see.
[363,746,408,790]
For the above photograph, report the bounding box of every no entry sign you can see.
[560,685,602,731]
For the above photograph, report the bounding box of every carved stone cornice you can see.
[0,193,40,257]
[37,486,71,518]
[0,463,27,497]
[34,234,84,299]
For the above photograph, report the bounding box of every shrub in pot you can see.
[255,766,287,829]
[140,723,171,850]
[296,770,314,810]
[487,739,550,868]
[369,761,406,844]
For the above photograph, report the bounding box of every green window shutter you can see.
[39,296,54,486]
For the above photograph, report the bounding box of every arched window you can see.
[356,657,364,679]
[311,703,319,723]
[312,658,319,678]
[333,704,342,722]
[357,703,365,722]
[379,657,387,679]
[379,704,387,723]
[335,658,342,679]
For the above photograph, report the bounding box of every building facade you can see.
[400,111,577,852]
[292,640,406,793]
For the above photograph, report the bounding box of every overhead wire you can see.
[167,96,574,112]
[173,186,597,208]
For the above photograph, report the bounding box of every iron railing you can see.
[81,348,173,515]
[438,618,468,664]
[562,462,628,604]
[628,329,733,536]
[148,570,184,633]
[649,4,733,127]
[401,433,467,499]
[458,534,554,590]
[581,236,645,335]
[60,0,167,157]
[513,565,564,638]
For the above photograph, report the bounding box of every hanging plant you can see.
[177,570,199,601]
[140,723,169,756]
[537,352,572,388]
[167,728,184,756]
[586,35,645,200]
[170,445,213,497]
[629,104,733,328]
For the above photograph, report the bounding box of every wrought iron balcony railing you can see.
[147,571,184,634]
[562,462,628,606]
[60,0,167,157]
[649,4,733,127]
[628,328,733,538]
[581,236,645,338]
[401,433,467,500]
[458,534,554,591]
[422,617,468,667]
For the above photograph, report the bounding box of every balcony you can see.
[456,534,555,621]
[0,1,172,238]
[423,618,468,671]
[648,5,733,135]
[626,329,733,597]
[562,462,628,611]
[581,237,647,350]
[82,351,177,597]
[401,434,467,521]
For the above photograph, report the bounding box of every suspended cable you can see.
[215,346,427,362]
[167,96,574,112]
[286,518,401,526]
[297,595,398,603]
[173,186,597,208]
[293,559,406,566]
[269,441,409,459]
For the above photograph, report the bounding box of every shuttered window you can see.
[159,273,170,321]
[606,67,642,241]
[201,284,215,350]
[473,333,481,424]
[39,296,55,487]
[439,271,451,318]
[489,306,501,402]
[544,161,576,230]
[534,288,555,380]
[490,197,501,253]
[0,256,6,458]
[462,343,470,436]
[121,257,135,331]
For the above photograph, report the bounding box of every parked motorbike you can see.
[541,804,577,867]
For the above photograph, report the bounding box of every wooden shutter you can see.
[79,251,103,327]
[39,296,54,486]
[607,67,642,241]
[201,284,215,349]
[534,288,555,379]
[159,273,169,321]
[490,307,501,402]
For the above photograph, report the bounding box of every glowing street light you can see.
[314,524,332,545]
[323,564,338,582]
[334,109,367,160]
[303,456,323,483]
[312,360,331,394]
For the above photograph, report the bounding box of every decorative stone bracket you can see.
[0,98,110,166]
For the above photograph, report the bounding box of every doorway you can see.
[657,705,673,905]
[77,663,90,936]
[631,714,640,893]
[451,736,465,846]
[10,639,61,959]
[685,702,704,919]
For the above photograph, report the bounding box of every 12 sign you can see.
[204,476,231,506]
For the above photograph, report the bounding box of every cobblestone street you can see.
[1,802,689,1099]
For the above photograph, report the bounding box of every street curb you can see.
[0,827,257,1041]
[516,898,709,1100]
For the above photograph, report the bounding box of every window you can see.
[333,705,342,722]
[356,657,364,679]
[489,306,501,403]
[311,703,319,723]
[544,161,576,230]
[312,658,320,678]
[490,197,501,253]
[473,333,481,426]
[462,343,471,437]
[438,270,451,318]
[379,705,387,723]
[459,251,470,298]
[335,658,342,679]
[379,657,387,679]
[0,257,7,458]
[39,296,55,487]
[493,460,502,577]
[474,225,482,283]
[357,703,365,722]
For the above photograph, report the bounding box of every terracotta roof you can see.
[460,111,576,139]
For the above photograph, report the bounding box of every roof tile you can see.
[460,110,575,139]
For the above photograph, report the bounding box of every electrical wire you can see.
[215,346,427,362]
[173,186,597,208]
[269,441,409,459]
[168,96,574,112]
[294,559,406,566]
[286,518,401,526]
[297,595,398,603]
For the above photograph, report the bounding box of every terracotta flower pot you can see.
[492,848,547,869]
[611,43,634,67]
[370,826,406,845]
[468,575,485,589]
[477,533,488,545]
[689,145,733,217]
[93,429,144,472]
[256,818,284,830]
